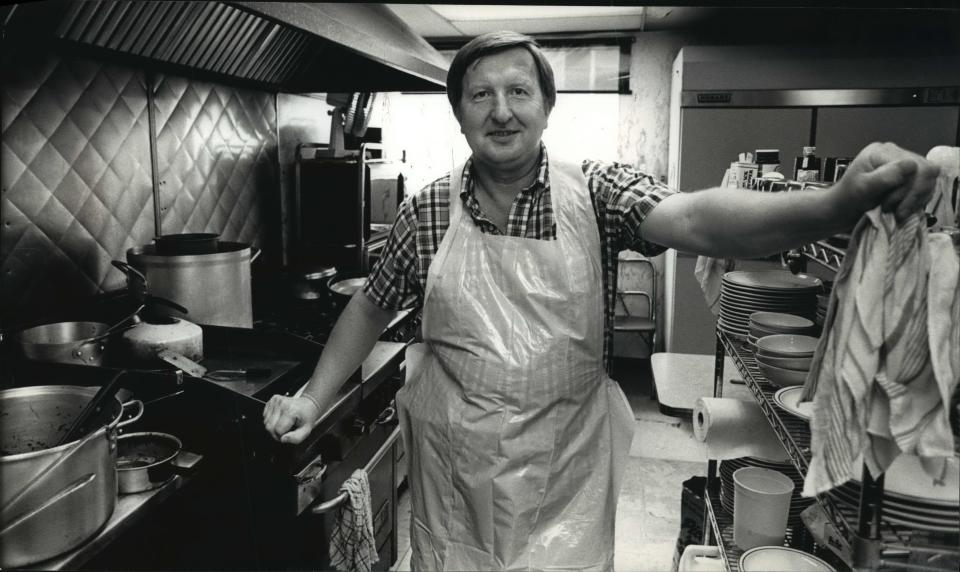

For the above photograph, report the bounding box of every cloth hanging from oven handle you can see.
[309,428,400,515]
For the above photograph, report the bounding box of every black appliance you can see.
[294,142,404,274]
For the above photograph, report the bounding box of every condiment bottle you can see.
[794,146,822,182]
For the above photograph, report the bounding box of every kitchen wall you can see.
[1,48,279,324]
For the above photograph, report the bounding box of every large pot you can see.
[153,233,220,255]
[126,242,260,328]
[17,322,111,366]
[0,385,142,568]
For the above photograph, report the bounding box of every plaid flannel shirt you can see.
[363,145,676,370]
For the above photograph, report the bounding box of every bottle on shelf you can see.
[794,146,822,183]
[755,149,781,176]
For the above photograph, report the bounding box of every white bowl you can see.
[755,334,818,357]
[739,546,835,572]
[749,312,815,333]
[757,361,808,387]
[756,353,812,371]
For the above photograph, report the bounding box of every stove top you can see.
[253,296,420,345]
[254,300,338,344]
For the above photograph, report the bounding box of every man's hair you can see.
[446,31,557,117]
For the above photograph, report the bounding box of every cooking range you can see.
[1,291,416,571]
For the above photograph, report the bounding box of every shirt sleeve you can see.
[362,195,423,311]
[583,159,677,256]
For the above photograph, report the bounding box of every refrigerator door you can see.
[678,108,814,193]
[666,108,812,354]
[815,106,960,159]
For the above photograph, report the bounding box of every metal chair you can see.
[614,255,657,355]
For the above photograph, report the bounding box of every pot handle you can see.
[0,473,97,536]
[171,450,203,471]
[250,246,261,263]
[112,260,147,285]
[118,399,145,429]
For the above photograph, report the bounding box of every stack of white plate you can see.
[719,271,822,339]
[719,457,813,524]
[826,455,960,533]
[755,334,818,388]
[773,387,814,421]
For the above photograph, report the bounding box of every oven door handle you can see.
[309,427,401,515]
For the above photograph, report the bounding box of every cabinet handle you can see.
[309,428,400,515]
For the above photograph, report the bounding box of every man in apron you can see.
[264,31,939,571]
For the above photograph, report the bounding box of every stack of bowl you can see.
[747,311,816,349]
[754,333,819,388]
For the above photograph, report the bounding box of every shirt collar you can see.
[460,143,550,200]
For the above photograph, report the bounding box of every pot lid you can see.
[329,277,367,296]
[298,266,338,280]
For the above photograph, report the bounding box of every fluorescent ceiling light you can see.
[429,5,646,21]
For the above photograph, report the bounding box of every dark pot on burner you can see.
[286,265,338,302]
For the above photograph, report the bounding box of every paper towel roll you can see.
[694,397,790,462]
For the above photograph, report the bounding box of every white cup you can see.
[733,467,795,550]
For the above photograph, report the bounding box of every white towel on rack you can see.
[329,469,379,572]
[695,256,736,316]
[802,208,960,497]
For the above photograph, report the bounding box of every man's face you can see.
[456,47,550,172]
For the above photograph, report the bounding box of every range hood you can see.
[2,1,449,92]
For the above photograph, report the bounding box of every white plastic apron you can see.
[396,157,635,571]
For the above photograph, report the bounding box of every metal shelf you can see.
[714,329,960,571]
[705,477,829,572]
[802,240,846,273]
[705,481,740,572]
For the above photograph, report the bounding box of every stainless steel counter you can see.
[28,471,196,571]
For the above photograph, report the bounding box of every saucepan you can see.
[116,432,201,494]
[16,321,114,366]
[327,275,368,311]
[286,265,338,301]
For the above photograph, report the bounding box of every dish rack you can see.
[703,238,960,571]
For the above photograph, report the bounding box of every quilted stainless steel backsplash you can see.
[1,50,278,323]
[153,73,277,244]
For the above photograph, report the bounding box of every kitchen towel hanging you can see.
[802,207,960,497]
[693,397,790,462]
[329,469,378,572]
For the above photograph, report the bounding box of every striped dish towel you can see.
[329,469,379,572]
[803,208,960,496]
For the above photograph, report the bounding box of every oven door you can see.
[293,425,401,571]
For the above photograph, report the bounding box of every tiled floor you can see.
[391,358,707,571]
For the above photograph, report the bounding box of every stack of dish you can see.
[825,455,959,533]
[815,294,829,327]
[718,271,822,339]
[747,311,816,348]
[719,457,813,524]
[754,334,818,388]
[773,386,814,421]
